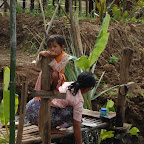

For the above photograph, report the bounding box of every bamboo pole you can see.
[10,0,16,143]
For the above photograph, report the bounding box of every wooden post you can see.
[119,48,133,85]
[52,0,55,6]
[65,0,69,12]
[40,57,51,144]
[23,0,25,9]
[89,0,93,14]
[79,0,82,13]
[116,48,133,127]
[75,15,83,55]
[69,0,80,57]
[30,0,34,10]
[43,0,47,9]
[16,81,28,144]
[74,0,76,11]
[86,0,88,16]
[31,56,66,144]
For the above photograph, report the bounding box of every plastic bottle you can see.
[100,108,107,117]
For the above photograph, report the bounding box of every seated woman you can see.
[26,71,96,144]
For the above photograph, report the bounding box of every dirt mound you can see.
[0,13,144,139]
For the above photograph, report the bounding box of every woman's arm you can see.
[73,119,82,144]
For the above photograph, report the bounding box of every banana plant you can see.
[65,13,119,109]
[0,67,19,143]
[76,12,110,71]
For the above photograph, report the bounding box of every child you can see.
[34,34,69,97]
[26,71,96,144]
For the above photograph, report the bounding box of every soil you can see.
[0,13,144,143]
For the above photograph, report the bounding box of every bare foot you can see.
[53,88,59,94]
[51,128,66,135]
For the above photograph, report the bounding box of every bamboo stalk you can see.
[10,0,16,142]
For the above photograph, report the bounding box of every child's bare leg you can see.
[51,71,59,94]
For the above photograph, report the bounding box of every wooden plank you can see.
[0,116,111,144]
[119,82,135,95]
[31,90,66,99]
[82,109,116,119]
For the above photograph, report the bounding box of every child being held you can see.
[34,34,68,98]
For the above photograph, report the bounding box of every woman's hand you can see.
[73,119,82,144]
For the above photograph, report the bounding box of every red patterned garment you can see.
[34,51,68,101]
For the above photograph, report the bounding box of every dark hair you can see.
[46,34,65,47]
[68,71,96,96]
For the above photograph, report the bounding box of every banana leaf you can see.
[0,67,18,125]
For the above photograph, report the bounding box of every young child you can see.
[34,34,69,98]
[26,71,96,144]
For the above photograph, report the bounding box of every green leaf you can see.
[122,11,128,21]
[101,130,115,140]
[128,127,140,136]
[112,5,121,20]
[76,56,90,71]
[3,67,10,91]
[0,100,4,124]
[65,63,77,81]
[15,94,19,114]
[0,67,19,126]
[91,85,119,100]
[3,90,10,125]
[95,13,110,45]
[89,33,110,66]
[90,72,105,100]
[123,123,132,129]
[68,55,77,61]
[106,99,114,109]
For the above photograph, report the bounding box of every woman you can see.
[26,71,96,144]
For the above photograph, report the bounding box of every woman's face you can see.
[81,87,91,95]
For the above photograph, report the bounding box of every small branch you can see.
[37,0,62,54]
[38,0,46,34]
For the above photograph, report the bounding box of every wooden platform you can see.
[0,110,116,144]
